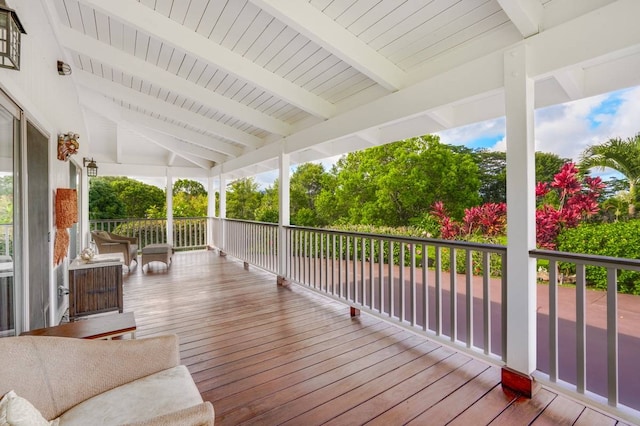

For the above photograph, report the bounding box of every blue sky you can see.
[437,85,640,172]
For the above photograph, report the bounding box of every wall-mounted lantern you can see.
[0,0,26,70]
[83,157,98,177]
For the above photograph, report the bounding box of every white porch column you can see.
[218,172,227,254]
[277,148,290,284]
[207,175,215,248]
[166,171,174,246]
[504,44,538,396]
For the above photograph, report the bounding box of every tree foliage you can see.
[315,135,481,226]
[226,178,262,220]
[106,177,165,218]
[88,178,126,219]
[579,133,640,217]
[173,179,207,197]
[290,163,326,226]
[89,177,209,219]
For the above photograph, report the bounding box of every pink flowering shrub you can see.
[433,162,604,250]
[535,163,604,249]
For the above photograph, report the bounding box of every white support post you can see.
[278,148,290,285]
[207,175,215,249]
[503,44,538,397]
[218,172,227,255]
[166,171,174,246]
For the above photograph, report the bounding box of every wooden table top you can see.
[21,312,136,339]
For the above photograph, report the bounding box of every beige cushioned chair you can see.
[0,334,214,425]
[91,230,138,269]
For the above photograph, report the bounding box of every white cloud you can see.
[478,86,640,163]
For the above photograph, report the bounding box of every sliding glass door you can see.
[0,90,18,336]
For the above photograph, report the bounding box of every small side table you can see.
[20,312,136,340]
[68,255,124,319]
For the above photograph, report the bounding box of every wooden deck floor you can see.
[122,250,631,426]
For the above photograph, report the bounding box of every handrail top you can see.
[530,248,640,270]
[286,224,507,253]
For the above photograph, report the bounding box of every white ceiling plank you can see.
[75,70,246,156]
[77,0,336,118]
[130,126,218,168]
[57,25,291,136]
[250,0,406,91]
[79,90,229,163]
[497,0,543,38]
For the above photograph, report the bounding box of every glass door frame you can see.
[0,88,22,335]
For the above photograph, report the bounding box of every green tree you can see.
[580,134,640,217]
[474,150,506,204]
[88,179,126,219]
[173,179,207,197]
[256,181,279,223]
[171,179,208,217]
[290,163,327,226]
[536,152,569,184]
[226,178,262,220]
[102,177,166,218]
[317,135,480,226]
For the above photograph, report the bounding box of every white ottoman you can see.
[141,243,173,271]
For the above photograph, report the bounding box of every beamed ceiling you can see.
[43,0,640,180]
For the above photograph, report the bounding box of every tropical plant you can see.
[535,162,604,249]
[579,133,640,217]
[431,201,507,241]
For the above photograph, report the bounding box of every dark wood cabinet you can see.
[68,257,123,319]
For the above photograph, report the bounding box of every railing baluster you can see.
[388,240,394,319]
[399,243,405,322]
[576,263,586,394]
[422,243,428,332]
[360,237,365,306]
[607,267,618,407]
[549,259,558,382]
[378,239,384,314]
[410,243,416,327]
[369,238,374,311]
[352,235,357,304]
[450,247,457,342]
[483,251,491,355]
[435,246,442,336]
[466,249,473,349]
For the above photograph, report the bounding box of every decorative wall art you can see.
[53,188,77,265]
[57,132,79,161]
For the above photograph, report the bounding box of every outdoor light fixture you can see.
[57,60,71,75]
[83,157,98,177]
[0,0,26,70]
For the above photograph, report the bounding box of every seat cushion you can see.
[142,244,172,254]
[56,365,203,426]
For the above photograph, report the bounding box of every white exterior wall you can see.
[0,0,91,326]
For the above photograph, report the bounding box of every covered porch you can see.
[126,249,628,425]
[1,0,640,424]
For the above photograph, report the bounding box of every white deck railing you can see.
[215,218,640,418]
[530,249,640,414]
[217,219,506,362]
[90,217,207,251]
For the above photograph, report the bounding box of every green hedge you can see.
[557,220,640,294]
